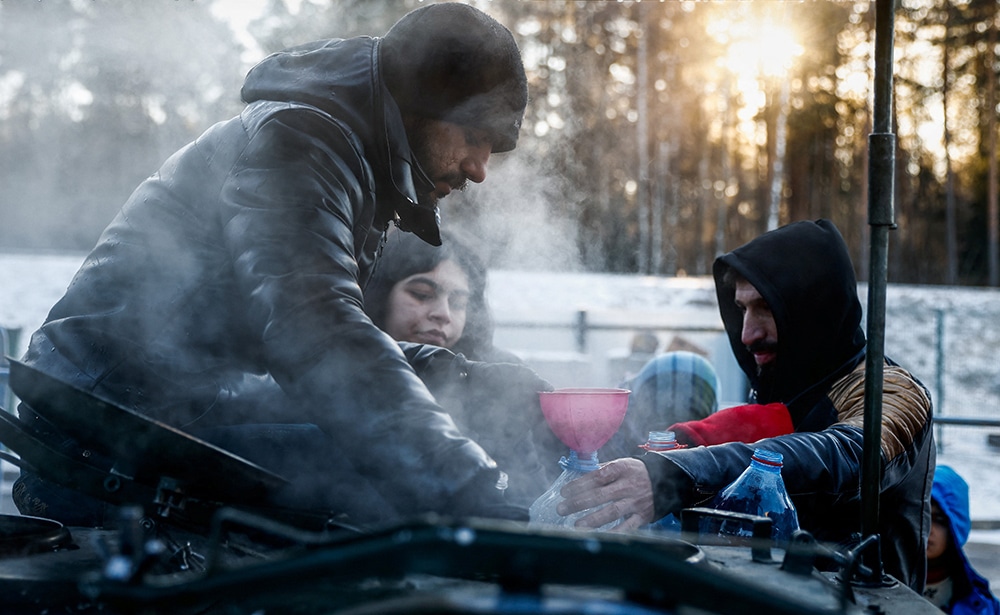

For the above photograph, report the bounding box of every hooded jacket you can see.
[14,37,516,521]
[638,219,934,591]
[925,465,1000,614]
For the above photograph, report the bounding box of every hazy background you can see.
[3,0,1000,285]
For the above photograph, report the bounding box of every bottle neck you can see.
[749,450,783,473]
[560,450,600,472]
[642,430,681,452]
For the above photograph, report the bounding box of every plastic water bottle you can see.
[529,450,622,531]
[639,430,682,453]
[639,431,684,531]
[709,448,799,543]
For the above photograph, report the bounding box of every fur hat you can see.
[381,3,527,153]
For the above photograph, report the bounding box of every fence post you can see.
[1,326,22,414]
[574,310,588,354]
[934,309,945,453]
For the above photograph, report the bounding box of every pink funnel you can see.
[538,388,630,454]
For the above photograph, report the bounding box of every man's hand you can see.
[557,458,655,530]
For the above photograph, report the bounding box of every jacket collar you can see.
[374,56,442,246]
[241,37,442,246]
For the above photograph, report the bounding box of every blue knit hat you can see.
[628,351,720,426]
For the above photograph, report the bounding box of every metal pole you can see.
[860,0,897,583]
[935,309,945,453]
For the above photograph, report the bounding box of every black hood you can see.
[240,37,441,245]
[380,2,527,154]
[713,219,866,415]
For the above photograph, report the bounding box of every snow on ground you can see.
[2,251,999,577]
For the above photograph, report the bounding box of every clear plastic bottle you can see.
[709,448,800,543]
[528,450,622,531]
[639,431,684,531]
[639,430,681,453]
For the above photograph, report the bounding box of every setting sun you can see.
[707,9,803,101]
[703,7,804,160]
[718,19,803,79]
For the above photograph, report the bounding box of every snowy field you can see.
[2,250,999,582]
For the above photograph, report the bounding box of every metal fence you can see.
[0,327,19,414]
[2,302,997,437]
[494,306,1000,453]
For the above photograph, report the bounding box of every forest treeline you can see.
[1,0,997,286]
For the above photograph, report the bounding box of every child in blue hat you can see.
[924,465,1000,614]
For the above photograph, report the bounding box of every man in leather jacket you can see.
[11,3,538,526]
[557,219,935,592]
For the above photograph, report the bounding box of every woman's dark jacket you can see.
[15,38,514,521]
[638,220,935,591]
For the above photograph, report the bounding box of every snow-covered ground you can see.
[2,250,999,582]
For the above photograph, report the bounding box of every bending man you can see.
[12,3,531,527]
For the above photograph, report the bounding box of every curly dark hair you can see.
[364,227,500,361]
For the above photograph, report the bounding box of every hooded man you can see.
[10,3,539,527]
[557,219,935,592]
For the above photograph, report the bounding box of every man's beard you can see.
[748,340,779,396]
[416,188,439,210]
[416,173,467,210]
[756,360,779,394]
[407,117,466,209]
[408,129,437,209]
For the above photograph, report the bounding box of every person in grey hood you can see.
[10,3,538,527]
[556,220,935,592]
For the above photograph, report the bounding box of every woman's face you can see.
[383,259,470,349]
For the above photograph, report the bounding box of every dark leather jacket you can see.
[16,37,515,520]
[639,220,934,591]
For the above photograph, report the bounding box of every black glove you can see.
[409,353,561,506]
[397,341,460,395]
[452,357,553,435]
[459,358,566,464]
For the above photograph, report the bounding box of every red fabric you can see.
[668,402,794,447]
